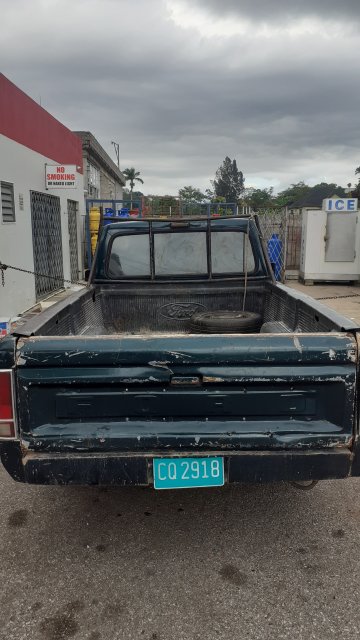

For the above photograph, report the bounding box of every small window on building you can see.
[1,182,16,223]
[88,163,100,199]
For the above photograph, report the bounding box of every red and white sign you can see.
[46,164,77,189]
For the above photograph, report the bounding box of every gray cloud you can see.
[0,0,359,194]
[192,0,360,22]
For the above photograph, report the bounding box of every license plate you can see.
[153,457,224,490]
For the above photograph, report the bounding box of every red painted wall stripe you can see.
[0,74,83,173]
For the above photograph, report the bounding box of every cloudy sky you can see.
[1,0,360,194]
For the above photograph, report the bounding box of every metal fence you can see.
[257,209,302,282]
[285,211,302,271]
[143,197,237,218]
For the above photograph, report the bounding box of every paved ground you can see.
[2,282,360,640]
[288,281,360,323]
[1,466,360,640]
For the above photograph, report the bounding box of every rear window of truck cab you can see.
[106,223,258,279]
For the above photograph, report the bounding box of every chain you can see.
[0,262,85,288]
[2,259,358,301]
[1,263,6,287]
[317,293,360,301]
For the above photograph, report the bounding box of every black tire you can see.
[189,310,262,334]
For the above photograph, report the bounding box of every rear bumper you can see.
[0,442,355,485]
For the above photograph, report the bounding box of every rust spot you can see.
[170,376,200,386]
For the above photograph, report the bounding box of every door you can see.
[67,199,79,282]
[325,212,357,262]
[31,191,64,299]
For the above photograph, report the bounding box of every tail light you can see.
[0,371,16,438]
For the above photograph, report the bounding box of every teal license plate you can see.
[153,457,224,490]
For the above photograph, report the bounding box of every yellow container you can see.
[89,207,101,234]
[89,207,101,255]
[91,234,98,255]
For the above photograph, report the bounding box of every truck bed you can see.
[14,280,358,338]
[3,216,360,488]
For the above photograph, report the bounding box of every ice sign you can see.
[323,198,358,212]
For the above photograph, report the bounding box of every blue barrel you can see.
[103,207,117,225]
[267,234,282,281]
[119,207,130,218]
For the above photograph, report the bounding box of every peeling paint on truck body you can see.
[1,216,360,486]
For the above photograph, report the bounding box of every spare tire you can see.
[189,310,262,334]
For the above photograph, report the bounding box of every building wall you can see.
[0,74,83,170]
[83,157,123,201]
[99,167,123,201]
[0,134,84,317]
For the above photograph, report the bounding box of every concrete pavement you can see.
[288,281,360,324]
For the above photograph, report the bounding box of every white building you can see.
[0,74,85,318]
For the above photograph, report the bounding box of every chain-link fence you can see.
[257,209,287,281]
[257,209,302,282]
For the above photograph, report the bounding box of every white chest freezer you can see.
[300,208,360,283]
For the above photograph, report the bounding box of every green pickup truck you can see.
[1,216,359,489]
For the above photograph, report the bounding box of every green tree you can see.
[178,186,206,216]
[243,187,274,211]
[178,186,205,202]
[352,167,360,197]
[274,181,346,208]
[273,181,311,208]
[123,167,144,208]
[312,181,346,196]
[213,157,244,202]
[148,195,179,217]
[204,188,215,201]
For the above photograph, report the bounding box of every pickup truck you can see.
[1,216,359,489]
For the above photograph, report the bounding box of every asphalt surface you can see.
[3,284,360,640]
[1,464,360,640]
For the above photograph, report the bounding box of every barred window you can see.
[1,182,16,223]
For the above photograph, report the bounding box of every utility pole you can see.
[111,141,120,169]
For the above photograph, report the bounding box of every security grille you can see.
[31,191,64,299]
[1,182,16,222]
[67,199,79,282]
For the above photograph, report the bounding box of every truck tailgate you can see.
[16,333,357,453]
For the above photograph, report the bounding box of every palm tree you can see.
[123,167,144,208]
